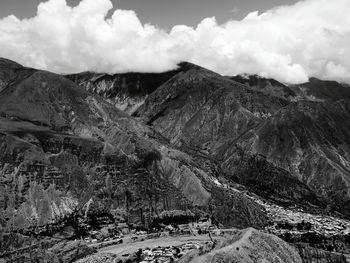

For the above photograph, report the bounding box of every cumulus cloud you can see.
[0,0,349,83]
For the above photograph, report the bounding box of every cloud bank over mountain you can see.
[0,0,349,83]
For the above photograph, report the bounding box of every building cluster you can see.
[253,197,350,237]
[138,242,204,263]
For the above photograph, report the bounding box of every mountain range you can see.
[1,57,350,261]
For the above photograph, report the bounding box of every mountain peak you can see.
[176,61,202,70]
[0,57,23,69]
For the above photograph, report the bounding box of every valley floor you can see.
[99,234,218,256]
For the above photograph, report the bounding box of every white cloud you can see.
[0,0,349,83]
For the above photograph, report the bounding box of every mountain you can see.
[66,63,350,215]
[3,57,350,260]
[0,68,123,132]
[0,58,268,238]
[0,58,25,93]
[218,74,350,213]
[134,64,288,151]
[130,64,320,208]
[216,99,350,214]
[230,74,350,102]
[291,77,350,102]
[65,64,189,114]
[128,65,350,215]
[229,74,296,100]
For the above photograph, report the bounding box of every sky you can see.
[0,0,300,29]
[0,0,349,83]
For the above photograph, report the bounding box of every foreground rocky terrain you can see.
[1,57,350,262]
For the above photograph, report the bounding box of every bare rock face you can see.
[181,228,302,263]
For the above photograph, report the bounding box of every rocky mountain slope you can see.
[65,64,188,114]
[229,74,296,101]
[216,99,350,215]
[134,63,288,150]
[0,58,26,93]
[122,63,350,216]
[230,74,350,102]
[0,58,267,237]
[3,57,350,261]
